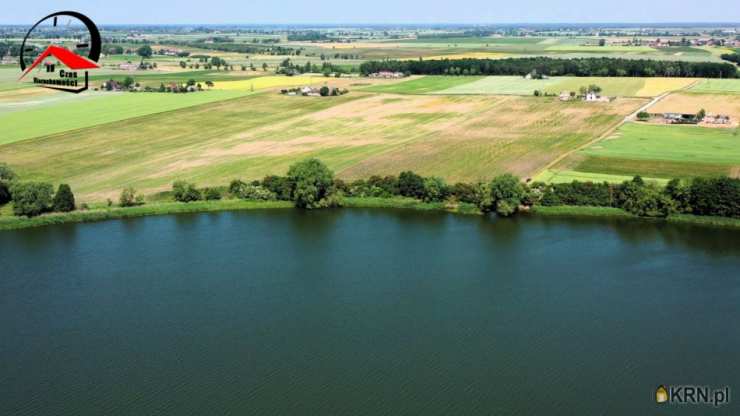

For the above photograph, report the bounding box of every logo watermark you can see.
[656,384,731,407]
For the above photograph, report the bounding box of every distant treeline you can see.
[359,57,739,78]
[287,31,330,42]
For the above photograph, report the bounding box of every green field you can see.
[0,90,252,145]
[0,90,643,201]
[556,123,740,179]
[367,75,695,97]
[362,76,483,94]
[534,169,669,185]
[688,79,740,94]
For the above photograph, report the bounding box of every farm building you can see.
[584,92,610,102]
[703,114,732,125]
[368,71,406,79]
[559,91,573,101]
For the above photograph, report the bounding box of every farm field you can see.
[648,93,740,120]
[688,79,740,94]
[534,169,668,185]
[0,90,252,145]
[370,75,697,97]
[0,91,644,201]
[362,76,483,94]
[554,122,740,179]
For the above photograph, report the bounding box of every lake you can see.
[1,209,739,415]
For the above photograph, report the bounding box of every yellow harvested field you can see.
[634,78,698,97]
[213,76,324,91]
[648,92,740,120]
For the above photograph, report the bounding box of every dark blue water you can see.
[1,209,739,415]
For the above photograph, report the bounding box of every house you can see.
[703,114,732,125]
[559,91,572,101]
[584,92,609,102]
[368,71,406,79]
[119,63,138,71]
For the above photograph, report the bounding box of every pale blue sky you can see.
[3,0,740,24]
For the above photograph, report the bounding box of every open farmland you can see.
[553,122,740,180]
[361,76,483,94]
[0,90,253,145]
[365,75,697,97]
[648,93,740,120]
[0,92,644,201]
[688,79,740,94]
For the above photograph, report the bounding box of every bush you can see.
[287,158,337,209]
[450,182,479,204]
[261,175,294,200]
[488,174,525,217]
[0,181,10,205]
[422,177,447,202]
[398,171,425,199]
[233,183,276,200]
[664,178,692,213]
[541,181,614,207]
[203,187,222,200]
[0,163,17,181]
[10,182,53,217]
[52,184,76,212]
[119,187,144,207]
[173,181,202,203]
[319,86,330,96]
[689,177,740,218]
[622,185,676,217]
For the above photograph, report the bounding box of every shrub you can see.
[203,187,222,201]
[398,171,425,199]
[622,185,676,218]
[228,179,248,196]
[10,182,53,217]
[319,86,330,96]
[422,177,447,202]
[488,174,525,217]
[52,184,76,212]
[233,184,276,200]
[450,182,479,204]
[172,181,202,202]
[119,187,144,207]
[0,163,17,181]
[261,175,294,200]
[637,111,650,121]
[0,181,10,205]
[664,178,692,213]
[287,158,337,209]
[541,181,614,207]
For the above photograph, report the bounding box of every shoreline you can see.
[2,197,740,231]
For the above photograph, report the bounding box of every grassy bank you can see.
[530,205,740,229]
[343,196,482,214]
[2,198,740,231]
[0,200,293,231]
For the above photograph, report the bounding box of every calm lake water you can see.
[1,209,739,415]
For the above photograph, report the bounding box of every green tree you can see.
[319,86,330,96]
[137,45,153,61]
[422,177,447,202]
[287,158,337,209]
[623,185,676,217]
[172,181,202,203]
[203,187,222,200]
[10,182,53,217]
[489,174,525,217]
[119,187,143,207]
[398,171,425,199]
[52,184,75,212]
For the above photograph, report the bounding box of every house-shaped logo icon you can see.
[20,45,99,93]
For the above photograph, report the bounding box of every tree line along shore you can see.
[2,159,740,231]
